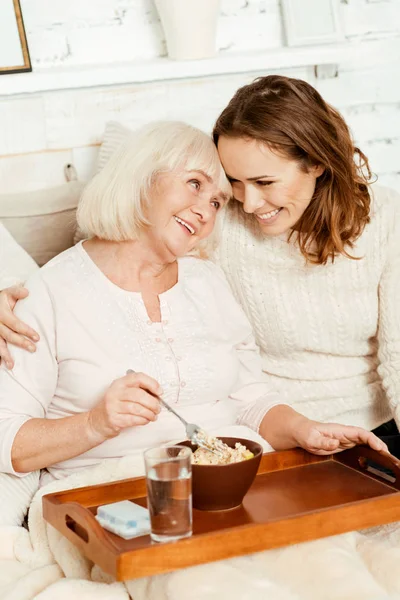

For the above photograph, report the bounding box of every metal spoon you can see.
[126,370,223,455]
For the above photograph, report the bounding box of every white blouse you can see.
[0,242,279,480]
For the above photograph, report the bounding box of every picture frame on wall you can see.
[281,0,344,47]
[0,0,31,75]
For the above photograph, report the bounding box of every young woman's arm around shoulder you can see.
[0,223,39,368]
[0,223,38,290]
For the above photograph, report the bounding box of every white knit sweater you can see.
[217,184,400,431]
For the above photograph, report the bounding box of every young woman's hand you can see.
[294,419,388,455]
[86,371,162,442]
[0,286,40,369]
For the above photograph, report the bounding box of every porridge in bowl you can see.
[179,437,263,510]
[192,441,254,465]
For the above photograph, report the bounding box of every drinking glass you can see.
[144,445,192,543]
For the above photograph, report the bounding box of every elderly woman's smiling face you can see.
[144,168,227,258]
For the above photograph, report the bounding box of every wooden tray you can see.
[43,446,400,581]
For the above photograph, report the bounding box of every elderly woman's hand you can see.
[295,419,388,456]
[87,371,162,442]
[0,286,40,369]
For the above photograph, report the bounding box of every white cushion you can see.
[0,181,84,266]
[96,121,131,173]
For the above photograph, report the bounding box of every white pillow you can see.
[0,181,84,266]
[96,121,131,173]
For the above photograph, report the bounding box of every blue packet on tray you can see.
[95,500,151,540]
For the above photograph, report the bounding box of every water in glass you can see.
[144,446,192,543]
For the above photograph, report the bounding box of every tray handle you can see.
[58,501,117,554]
[338,445,400,488]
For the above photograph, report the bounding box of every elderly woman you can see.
[213,75,400,442]
[0,121,385,485]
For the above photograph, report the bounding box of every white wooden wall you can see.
[0,0,399,193]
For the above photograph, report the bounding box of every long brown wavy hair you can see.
[213,75,373,264]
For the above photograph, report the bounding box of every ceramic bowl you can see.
[179,437,263,511]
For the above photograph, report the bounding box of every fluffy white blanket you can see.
[2,431,400,600]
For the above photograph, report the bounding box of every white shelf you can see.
[0,37,396,97]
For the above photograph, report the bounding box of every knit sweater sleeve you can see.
[229,333,286,432]
[377,190,400,425]
[199,260,285,432]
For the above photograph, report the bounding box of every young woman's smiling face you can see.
[144,169,227,259]
[217,136,323,236]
